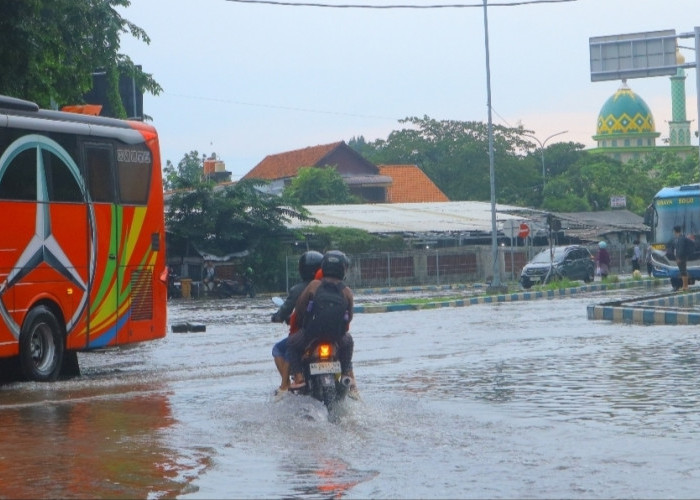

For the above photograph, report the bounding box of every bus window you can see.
[0,148,37,201]
[43,149,83,202]
[117,146,151,205]
[85,146,115,203]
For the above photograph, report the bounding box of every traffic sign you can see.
[518,223,530,239]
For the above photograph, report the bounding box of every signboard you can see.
[610,195,627,208]
[504,220,530,239]
[590,29,678,82]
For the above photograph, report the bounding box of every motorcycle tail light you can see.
[317,343,332,359]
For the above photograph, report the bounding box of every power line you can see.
[164,92,400,120]
[226,0,576,8]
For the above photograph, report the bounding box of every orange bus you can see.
[0,95,167,381]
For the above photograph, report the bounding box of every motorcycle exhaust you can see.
[340,375,353,387]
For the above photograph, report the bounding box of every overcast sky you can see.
[117,0,699,180]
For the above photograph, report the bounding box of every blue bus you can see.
[645,184,700,290]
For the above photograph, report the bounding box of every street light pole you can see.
[483,0,501,290]
[522,130,568,190]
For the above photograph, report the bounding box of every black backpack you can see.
[304,279,348,338]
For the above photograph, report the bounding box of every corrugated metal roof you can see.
[290,201,536,234]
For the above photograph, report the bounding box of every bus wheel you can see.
[19,306,64,382]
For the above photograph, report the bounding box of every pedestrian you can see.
[596,241,610,280]
[631,240,641,272]
[202,260,216,291]
[670,225,694,291]
[645,245,653,277]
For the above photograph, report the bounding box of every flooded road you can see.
[2,289,700,499]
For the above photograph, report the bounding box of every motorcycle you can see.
[167,270,182,299]
[272,297,351,411]
[208,276,256,298]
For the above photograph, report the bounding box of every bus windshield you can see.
[652,185,700,245]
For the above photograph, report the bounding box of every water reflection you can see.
[0,391,200,498]
[282,456,378,499]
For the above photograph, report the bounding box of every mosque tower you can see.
[668,48,691,146]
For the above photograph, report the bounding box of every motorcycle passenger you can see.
[287,250,359,399]
[271,251,323,397]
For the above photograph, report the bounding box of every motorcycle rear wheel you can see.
[321,383,337,409]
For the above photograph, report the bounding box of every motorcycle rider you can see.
[271,251,323,397]
[287,250,358,399]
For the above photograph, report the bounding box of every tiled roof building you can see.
[242,142,448,204]
[378,164,449,203]
[243,141,391,202]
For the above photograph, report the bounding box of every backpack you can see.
[304,279,348,339]
[683,235,696,259]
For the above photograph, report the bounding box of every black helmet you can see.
[298,251,323,281]
[321,250,349,279]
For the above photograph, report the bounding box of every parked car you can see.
[520,245,595,289]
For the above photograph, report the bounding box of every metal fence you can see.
[283,243,638,291]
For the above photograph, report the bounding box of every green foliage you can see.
[282,166,360,205]
[350,117,586,207]
[0,0,161,113]
[350,117,699,215]
[525,277,582,291]
[163,151,207,191]
[166,177,311,256]
[306,226,406,254]
[542,177,591,212]
[634,150,700,187]
[353,116,537,202]
[165,151,313,288]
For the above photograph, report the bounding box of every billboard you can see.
[83,67,144,120]
[590,30,678,82]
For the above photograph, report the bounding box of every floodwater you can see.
[2,288,700,499]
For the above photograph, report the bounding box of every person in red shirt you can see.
[270,251,323,397]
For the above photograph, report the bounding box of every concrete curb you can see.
[587,290,700,326]
[353,278,665,314]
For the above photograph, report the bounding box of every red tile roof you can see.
[243,141,345,180]
[378,164,449,203]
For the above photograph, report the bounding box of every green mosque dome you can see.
[596,82,656,136]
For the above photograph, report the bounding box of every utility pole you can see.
[482,0,502,291]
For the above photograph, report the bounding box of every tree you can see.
[282,166,360,205]
[351,116,539,204]
[350,118,697,215]
[164,152,314,289]
[163,151,207,191]
[0,0,161,114]
[634,150,700,188]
